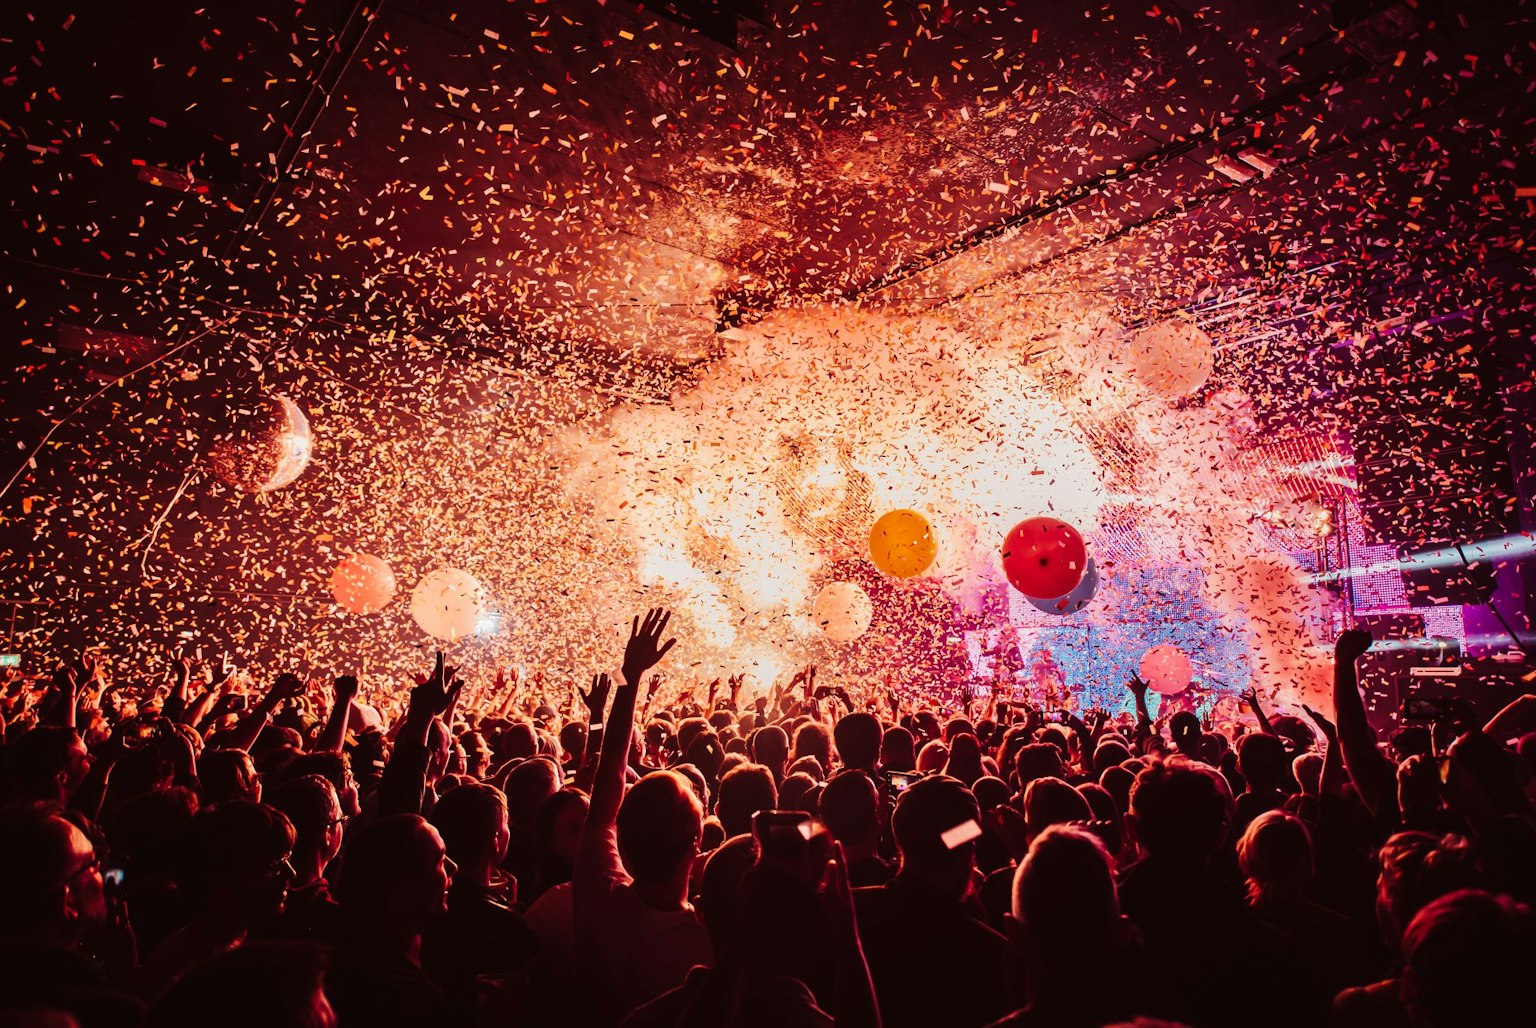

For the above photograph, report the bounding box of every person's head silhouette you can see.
[338,814,454,935]
[1374,831,1482,952]
[1127,758,1232,865]
[0,808,107,951]
[181,801,295,926]
[1237,810,1313,903]
[834,713,882,772]
[1022,776,1091,842]
[199,749,261,805]
[1011,824,1121,978]
[1236,733,1289,793]
[616,770,703,897]
[716,763,777,838]
[820,771,880,854]
[265,774,343,887]
[431,783,509,890]
[891,774,981,898]
[1,726,92,808]
[1402,889,1535,1028]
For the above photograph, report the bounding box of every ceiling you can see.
[4,1,1531,367]
[1,0,1533,661]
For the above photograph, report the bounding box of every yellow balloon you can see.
[869,509,937,578]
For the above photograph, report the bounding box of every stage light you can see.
[1308,501,1335,538]
[1309,531,1536,587]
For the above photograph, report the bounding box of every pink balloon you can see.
[1140,645,1193,696]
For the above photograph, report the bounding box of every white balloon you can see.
[410,567,485,641]
[811,581,873,643]
[1127,319,1214,398]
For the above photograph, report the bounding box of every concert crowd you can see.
[1,610,1532,1027]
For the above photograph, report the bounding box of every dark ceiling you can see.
[5,1,1531,363]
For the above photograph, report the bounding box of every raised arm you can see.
[570,672,611,796]
[1127,673,1154,743]
[49,665,79,729]
[1302,703,1345,796]
[575,609,676,889]
[315,674,359,753]
[184,653,233,729]
[224,672,305,753]
[162,656,193,724]
[1483,693,1536,743]
[378,653,460,817]
[1330,629,1396,817]
[1241,686,1277,736]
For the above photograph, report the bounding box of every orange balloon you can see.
[330,553,397,614]
[869,509,937,578]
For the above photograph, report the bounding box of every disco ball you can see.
[209,393,313,493]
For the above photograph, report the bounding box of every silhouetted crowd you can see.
[2,611,1533,1028]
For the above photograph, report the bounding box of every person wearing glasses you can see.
[0,808,144,1026]
[137,801,296,1004]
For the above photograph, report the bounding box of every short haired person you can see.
[820,771,894,887]
[716,763,777,837]
[834,713,882,775]
[1119,758,1309,1027]
[422,782,539,1023]
[138,801,297,1002]
[326,813,456,1026]
[0,808,145,1026]
[852,774,1009,1028]
[263,774,344,944]
[574,610,712,1024]
[0,725,93,809]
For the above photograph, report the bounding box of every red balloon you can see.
[1001,517,1087,599]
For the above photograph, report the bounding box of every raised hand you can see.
[1335,628,1373,665]
[333,674,360,705]
[1127,672,1150,698]
[646,672,665,705]
[621,608,676,687]
[1301,703,1337,741]
[580,672,612,721]
[271,672,306,702]
[1240,686,1261,711]
[408,651,461,720]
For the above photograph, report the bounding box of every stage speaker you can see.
[1399,543,1498,608]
